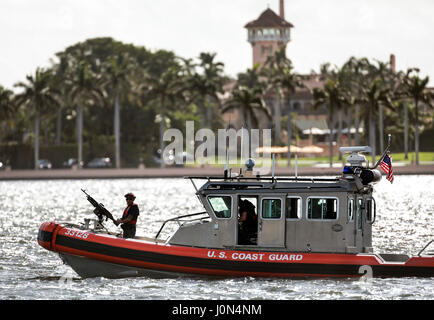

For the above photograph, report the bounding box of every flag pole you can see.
[370,134,392,169]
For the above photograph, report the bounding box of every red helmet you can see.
[124,193,136,200]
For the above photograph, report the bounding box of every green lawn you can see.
[386,152,434,162]
[185,152,434,168]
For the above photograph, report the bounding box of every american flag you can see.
[380,154,394,183]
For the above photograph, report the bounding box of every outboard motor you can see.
[340,146,382,185]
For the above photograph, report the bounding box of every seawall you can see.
[0,165,433,180]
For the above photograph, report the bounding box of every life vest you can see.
[122,204,139,225]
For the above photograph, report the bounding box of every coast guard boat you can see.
[38,141,434,279]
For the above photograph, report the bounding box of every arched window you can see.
[293,102,301,111]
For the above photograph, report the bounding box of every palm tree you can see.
[69,58,106,168]
[0,85,15,142]
[103,52,135,168]
[336,63,362,159]
[341,57,371,145]
[368,59,398,152]
[262,47,293,146]
[358,78,393,163]
[191,52,225,128]
[316,63,352,162]
[338,61,354,148]
[340,57,398,161]
[313,78,347,167]
[222,85,271,159]
[237,64,264,90]
[144,65,185,167]
[0,85,15,119]
[222,85,271,130]
[51,55,71,145]
[14,68,58,169]
[383,68,409,158]
[187,72,212,128]
[401,68,433,165]
[278,66,304,166]
[263,46,292,70]
[328,63,362,160]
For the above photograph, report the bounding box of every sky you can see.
[1,0,433,90]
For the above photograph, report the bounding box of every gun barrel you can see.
[82,188,116,224]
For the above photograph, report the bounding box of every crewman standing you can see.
[116,193,139,238]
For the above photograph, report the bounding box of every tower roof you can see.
[244,8,294,29]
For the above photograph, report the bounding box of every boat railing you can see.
[154,211,209,241]
[418,239,434,256]
[185,176,340,182]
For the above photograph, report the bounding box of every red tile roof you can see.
[245,8,294,28]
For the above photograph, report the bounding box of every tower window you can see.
[261,45,272,55]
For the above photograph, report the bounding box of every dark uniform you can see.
[238,199,257,245]
[119,193,139,239]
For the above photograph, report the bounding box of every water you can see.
[0,176,433,300]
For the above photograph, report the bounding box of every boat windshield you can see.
[208,196,232,218]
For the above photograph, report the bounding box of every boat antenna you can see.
[369,134,392,169]
[224,148,229,179]
[295,154,298,179]
[224,116,232,179]
[240,125,245,176]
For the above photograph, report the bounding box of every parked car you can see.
[153,150,193,167]
[62,158,83,168]
[86,157,111,168]
[37,159,52,169]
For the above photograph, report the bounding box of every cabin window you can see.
[357,198,363,229]
[286,197,301,219]
[208,196,232,219]
[262,199,282,219]
[366,199,375,222]
[307,197,338,220]
[348,197,354,221]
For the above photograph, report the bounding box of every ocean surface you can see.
[0,175,433,300]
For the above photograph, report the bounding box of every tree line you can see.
[0,38,227,169]
[0,37,433,169]
[223,48,434,166]
[312,56,434,166]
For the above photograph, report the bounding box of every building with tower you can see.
[220,0,428,157]
[221,0,330,152]
[244,2,293,67]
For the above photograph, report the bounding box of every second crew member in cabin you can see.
[116,193,139,238]
[238,199,257,245]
